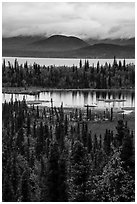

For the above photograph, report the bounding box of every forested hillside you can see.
[2,99,135,202]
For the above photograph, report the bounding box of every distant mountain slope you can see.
[66,43,135,58]
[2,35,135,58]
[31,35,89,51]
[2,36,46,49]
[85,37,135,47]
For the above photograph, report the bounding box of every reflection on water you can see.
[2,90,135,110]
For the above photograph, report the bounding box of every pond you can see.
[2,90,135,110]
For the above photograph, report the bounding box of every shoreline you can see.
[2,86,135,95]
[2,56,135,60]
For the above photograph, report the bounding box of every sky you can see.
[2,2,135,39]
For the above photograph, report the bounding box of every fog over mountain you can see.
[3,2,135,40]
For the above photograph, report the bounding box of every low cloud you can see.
[2,2,135,39]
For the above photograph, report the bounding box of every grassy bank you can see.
[88,113,135,136]
[38,105,135,136]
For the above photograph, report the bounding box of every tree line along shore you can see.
[2,57,135,90]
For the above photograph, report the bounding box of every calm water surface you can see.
[2,90,135,110]
[3,57,135,67]
[2,57,135,110]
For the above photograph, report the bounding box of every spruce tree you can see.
[92,149,135,202]
[67,140,90,202]
[20,169,31,202]
[79,59,82,68]
[46,141,60,201]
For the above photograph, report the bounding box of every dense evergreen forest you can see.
[2,99,135,202]
[2,57,135,89]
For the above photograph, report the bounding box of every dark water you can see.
[2,90,135,110]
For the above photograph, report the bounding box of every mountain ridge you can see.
[85,37,135,47]
[31,35,89,51]
[2,35,135,58]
